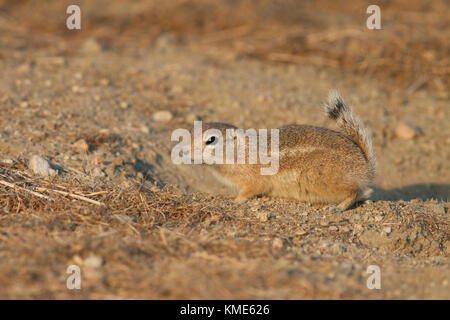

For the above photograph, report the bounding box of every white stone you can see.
[84,254,103,269]
[29,155,56,177]
[152,110,173,122]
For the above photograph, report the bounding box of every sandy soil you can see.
[0,0,448,299]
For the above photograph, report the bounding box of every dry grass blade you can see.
[0,179,54,201]
[266,52,339,67]
[35,186,105,206]
[201,25,251,43]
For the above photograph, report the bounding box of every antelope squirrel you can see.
[186,91,375,211]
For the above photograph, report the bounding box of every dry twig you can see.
[0,179,54,201]
[35,186,105,206]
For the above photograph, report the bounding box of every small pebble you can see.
[186,113,199,123]
[120,101,130,109]
[395,122,422,140]
[272,238,283,249]
[71,85,85,93]
[131,142,140,150]
[383,226,392,234]
[73,139,89,152]
[154,32,179,51]
[83,254,103,269]
[257,95,267,103]
[91,157,103,165]
[99,78,110,86]
[170,85,184,94]
[72,255,83,266]
[152,110,173,122]
[16,63,30,73]
[80,38,102,55]
[256,211,269,222]
[320,240,330,248]
[99,128,110,135]
[140,125,150,134]
[29,155,56,177]
[91,167,105,177]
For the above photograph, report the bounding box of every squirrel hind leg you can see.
[334,187,372,211]
[333,190,360,211]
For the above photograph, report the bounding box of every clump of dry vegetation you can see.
[0,160,448,299]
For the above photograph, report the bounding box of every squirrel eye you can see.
[205,136,216,145]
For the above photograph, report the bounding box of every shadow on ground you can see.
[372,184,450,202]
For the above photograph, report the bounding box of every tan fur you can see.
[188,91,375,211]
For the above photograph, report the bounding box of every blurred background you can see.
[0,0,448,96]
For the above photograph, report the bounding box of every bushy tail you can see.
[323,90,376,178]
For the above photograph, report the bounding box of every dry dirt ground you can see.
[0,0,449,299]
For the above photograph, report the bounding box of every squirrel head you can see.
[186,122,238,164]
